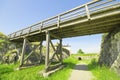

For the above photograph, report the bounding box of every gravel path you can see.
[69,63,94,80]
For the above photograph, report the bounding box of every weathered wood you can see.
[50,40,60,61]
[20,38,27,66]
[39,41,43,63]
[23,45,40,62]
[60,39,63,63]
[39,22,43,32]
[85,4,91,20]
[50,40,56,51]
[45,31,50,72]
[48,51,57,66]
[57,15,60,27]
[50,33,60,39]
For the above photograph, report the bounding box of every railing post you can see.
[20,30,23,37]
[8,34,11,39]
[85,4,91,20]
[14,32,16,38]
[39,22,43,32]
[57,15,60,27]
[29,27,32,34]
[28,27,32,35]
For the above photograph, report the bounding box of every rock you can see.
[99,27,120,75]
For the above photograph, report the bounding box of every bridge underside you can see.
[11,5,120,42]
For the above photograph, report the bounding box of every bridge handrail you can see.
[8,0,119,39]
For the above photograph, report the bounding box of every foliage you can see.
[77,49,84,54]
[0,32,10,54]
[88,58,120,80]
[0,55,78,80]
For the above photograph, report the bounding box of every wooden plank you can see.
[20,38,27,67]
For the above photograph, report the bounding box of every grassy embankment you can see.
[71,53,120,80]
[0,55,78,80]
[88,59,120,80]
[0,53,120,80]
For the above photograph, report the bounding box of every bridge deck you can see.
[9,0,120,42]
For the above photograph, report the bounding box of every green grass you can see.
[88,59,120,80]
[1,54,120,80]
[0,56,78,80]
[72,53,99,56]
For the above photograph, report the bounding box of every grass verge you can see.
[88,59,120,80]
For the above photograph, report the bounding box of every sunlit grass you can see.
[88,59,120,80]
[0,56,78,80]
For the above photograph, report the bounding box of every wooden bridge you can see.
[8,0,120,75]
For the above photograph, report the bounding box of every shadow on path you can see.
[69,63,94,80]
[74,64,88,71]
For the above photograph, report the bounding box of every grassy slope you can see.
[0,56,78,80]
[1,54,120,80]
[88,59,120,80]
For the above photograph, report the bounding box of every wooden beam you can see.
[45,31,50,72]
[20,38,27,67]
[48,51,57,66]
[50,32,60,39]
[23,45,40,62]
[39,41,43,63]
[50,40,61,61]
[60,39,63,63]
[50,40,56,51]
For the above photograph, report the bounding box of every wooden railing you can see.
[8,0,120,39]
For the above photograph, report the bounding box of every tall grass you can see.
[88,59,120,80]
[0,56,78,80]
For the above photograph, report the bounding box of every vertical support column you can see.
[45,31,50,72]
[85,4,91,20]
[60,38,63,64]
[39,41,43,63]
[20,38,27,67]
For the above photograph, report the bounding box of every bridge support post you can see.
[60,39,63,64]
[45,31,50,72]
[39,41,43,63]
[20,38,27,67]
[43,30,64,77]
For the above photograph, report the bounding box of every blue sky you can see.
[1,0,119,53]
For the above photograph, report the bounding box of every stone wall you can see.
[99,27,120,74]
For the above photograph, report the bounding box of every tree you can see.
[0,32,10,56]
[77,49,84,54]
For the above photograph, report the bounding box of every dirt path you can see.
[69,63,94,80]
